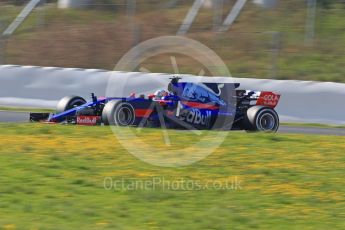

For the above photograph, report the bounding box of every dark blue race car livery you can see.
[30,77,281,132]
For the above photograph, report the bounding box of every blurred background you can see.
[0,0,344,82]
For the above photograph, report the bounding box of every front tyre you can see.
[102,100,136,126]
[245,106,279,132]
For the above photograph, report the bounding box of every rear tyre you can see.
[102,100,136,126]
[56,96,86,113]
[244,106,279,132]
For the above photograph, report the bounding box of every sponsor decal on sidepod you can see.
[179,108,212,127]
[77,116,99,125]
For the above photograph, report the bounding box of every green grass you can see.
[0,123,344,229]
[281,122,345,129]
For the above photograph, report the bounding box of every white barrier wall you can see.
[0,65,344,125]
[58,0,92,9]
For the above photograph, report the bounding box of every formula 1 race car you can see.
[30,77,281,132]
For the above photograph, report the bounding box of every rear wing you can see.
[255,91,281,108]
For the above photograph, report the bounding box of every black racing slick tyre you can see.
[102,100,136,126]
[244,106,279,132]
[56,96,86,113]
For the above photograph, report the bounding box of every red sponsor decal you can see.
[182,101,219,110]
[135,109,153,118]
[77,116,99,125]
[256,92,280,108]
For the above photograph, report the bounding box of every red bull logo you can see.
[179,108,212,127]
[76,116,99,125]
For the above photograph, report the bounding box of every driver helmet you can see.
[154,89,169,99]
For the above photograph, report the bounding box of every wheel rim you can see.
[117,107,133,125]
[258,113,276,131]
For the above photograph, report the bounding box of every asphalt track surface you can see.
[0,111,29,123]
[1,111,345,136]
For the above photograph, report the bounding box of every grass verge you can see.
[0,123,344,229]
[281,122,345,129]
